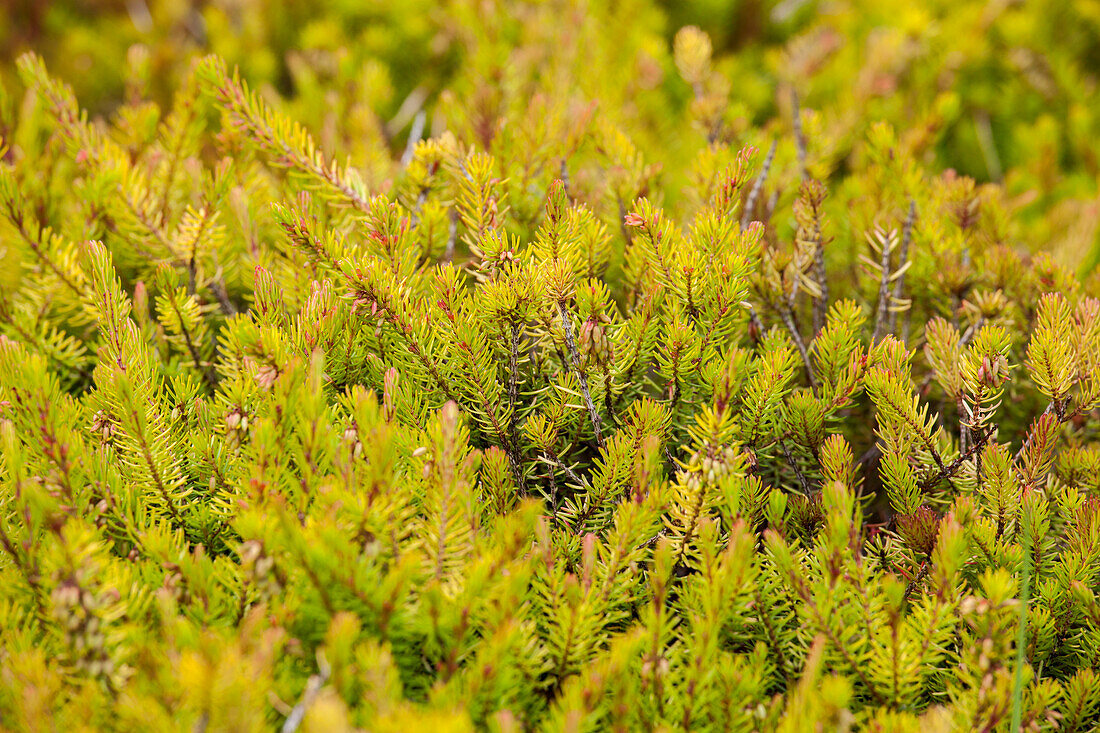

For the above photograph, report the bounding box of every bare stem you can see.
[508,320,527,493]
[748,304,766,344]
[888,201,916,337]
[777,301,818,392]
[560,159,572,200]
[400,111,426,168]
[541,449,587,488]
[741,140,777,230]
[812,235,828,337]
[557,301,604,447]
[165,289,218,391]
[281,654,331,733]
[779,438,813,496]
[919,426,991,492]
[208,272,238,316]
[443,208,458,263]
[872,228,894,344]
[791,89,808,181]
[903,561,930,602]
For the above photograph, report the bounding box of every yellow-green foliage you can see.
[1,3,1100,731]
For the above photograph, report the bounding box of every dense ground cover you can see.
[2,1,1100,730]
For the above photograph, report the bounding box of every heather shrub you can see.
[1,3,1100,731]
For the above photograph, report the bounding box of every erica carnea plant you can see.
[1,13,1100,733]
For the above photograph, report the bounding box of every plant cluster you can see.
[2,0,1099,268]
[1,8,1100,733]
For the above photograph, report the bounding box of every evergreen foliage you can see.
[2,4,1100,731]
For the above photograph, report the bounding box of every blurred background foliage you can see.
[2,0,1099,269]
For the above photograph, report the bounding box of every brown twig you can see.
[811,226,828,338]
[541,449,587,488]
[791,89,808,181]
[443,208,458,263]
[281,654,331,733]
[872,229,894,344]
[557,301,605,447]
[918,426,991,492]
[778,302,818,392]
[741,140,777,230]
[780,438,814,496]
[507,320,527,493]
[903,561,930,601]
[887,201,916,337]
[208,271,238,316]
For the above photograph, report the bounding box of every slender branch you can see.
[778,302,818,392]
[791,89,808,181]
[888,201,916,337]
[902,561,930,602]
[0,305,92,382]
[205,63,372,214]
[400,110,426,168]
[281,655,331,733]
[119,187,178,260]
[741,140,777,230]
[793,582,888,706]
[872,229,894,344]
[557,301,604,447]
[975,418,985,489]
[919,426,991,492]
[367,291,461,406]
[617,196,636,268]
[208,272,238,316]
[127,402,186,527]
[765,190,779,224]
[1012,399,1074,465]
[811,223,828,337]
[165,289,218,391]
[5,208,84,296]
[959,316,985,350]
[508,319,527,493]
[443,208,458,263]
[779,438,813,496]
[748,304,766,344]
[634,531,665,552]
[451,338,525,491]
[541,449,587,488]
[1009,506,1032,732]
[386,86,429,141]
[956,393,971,456]
[874,386,947,472]
[183,205,217,295]
[559,159,572,200]
[508,321,521,439]
[547,457,563,519]
[410,186,430,227]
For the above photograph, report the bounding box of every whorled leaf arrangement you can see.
[1,38,1100,733]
